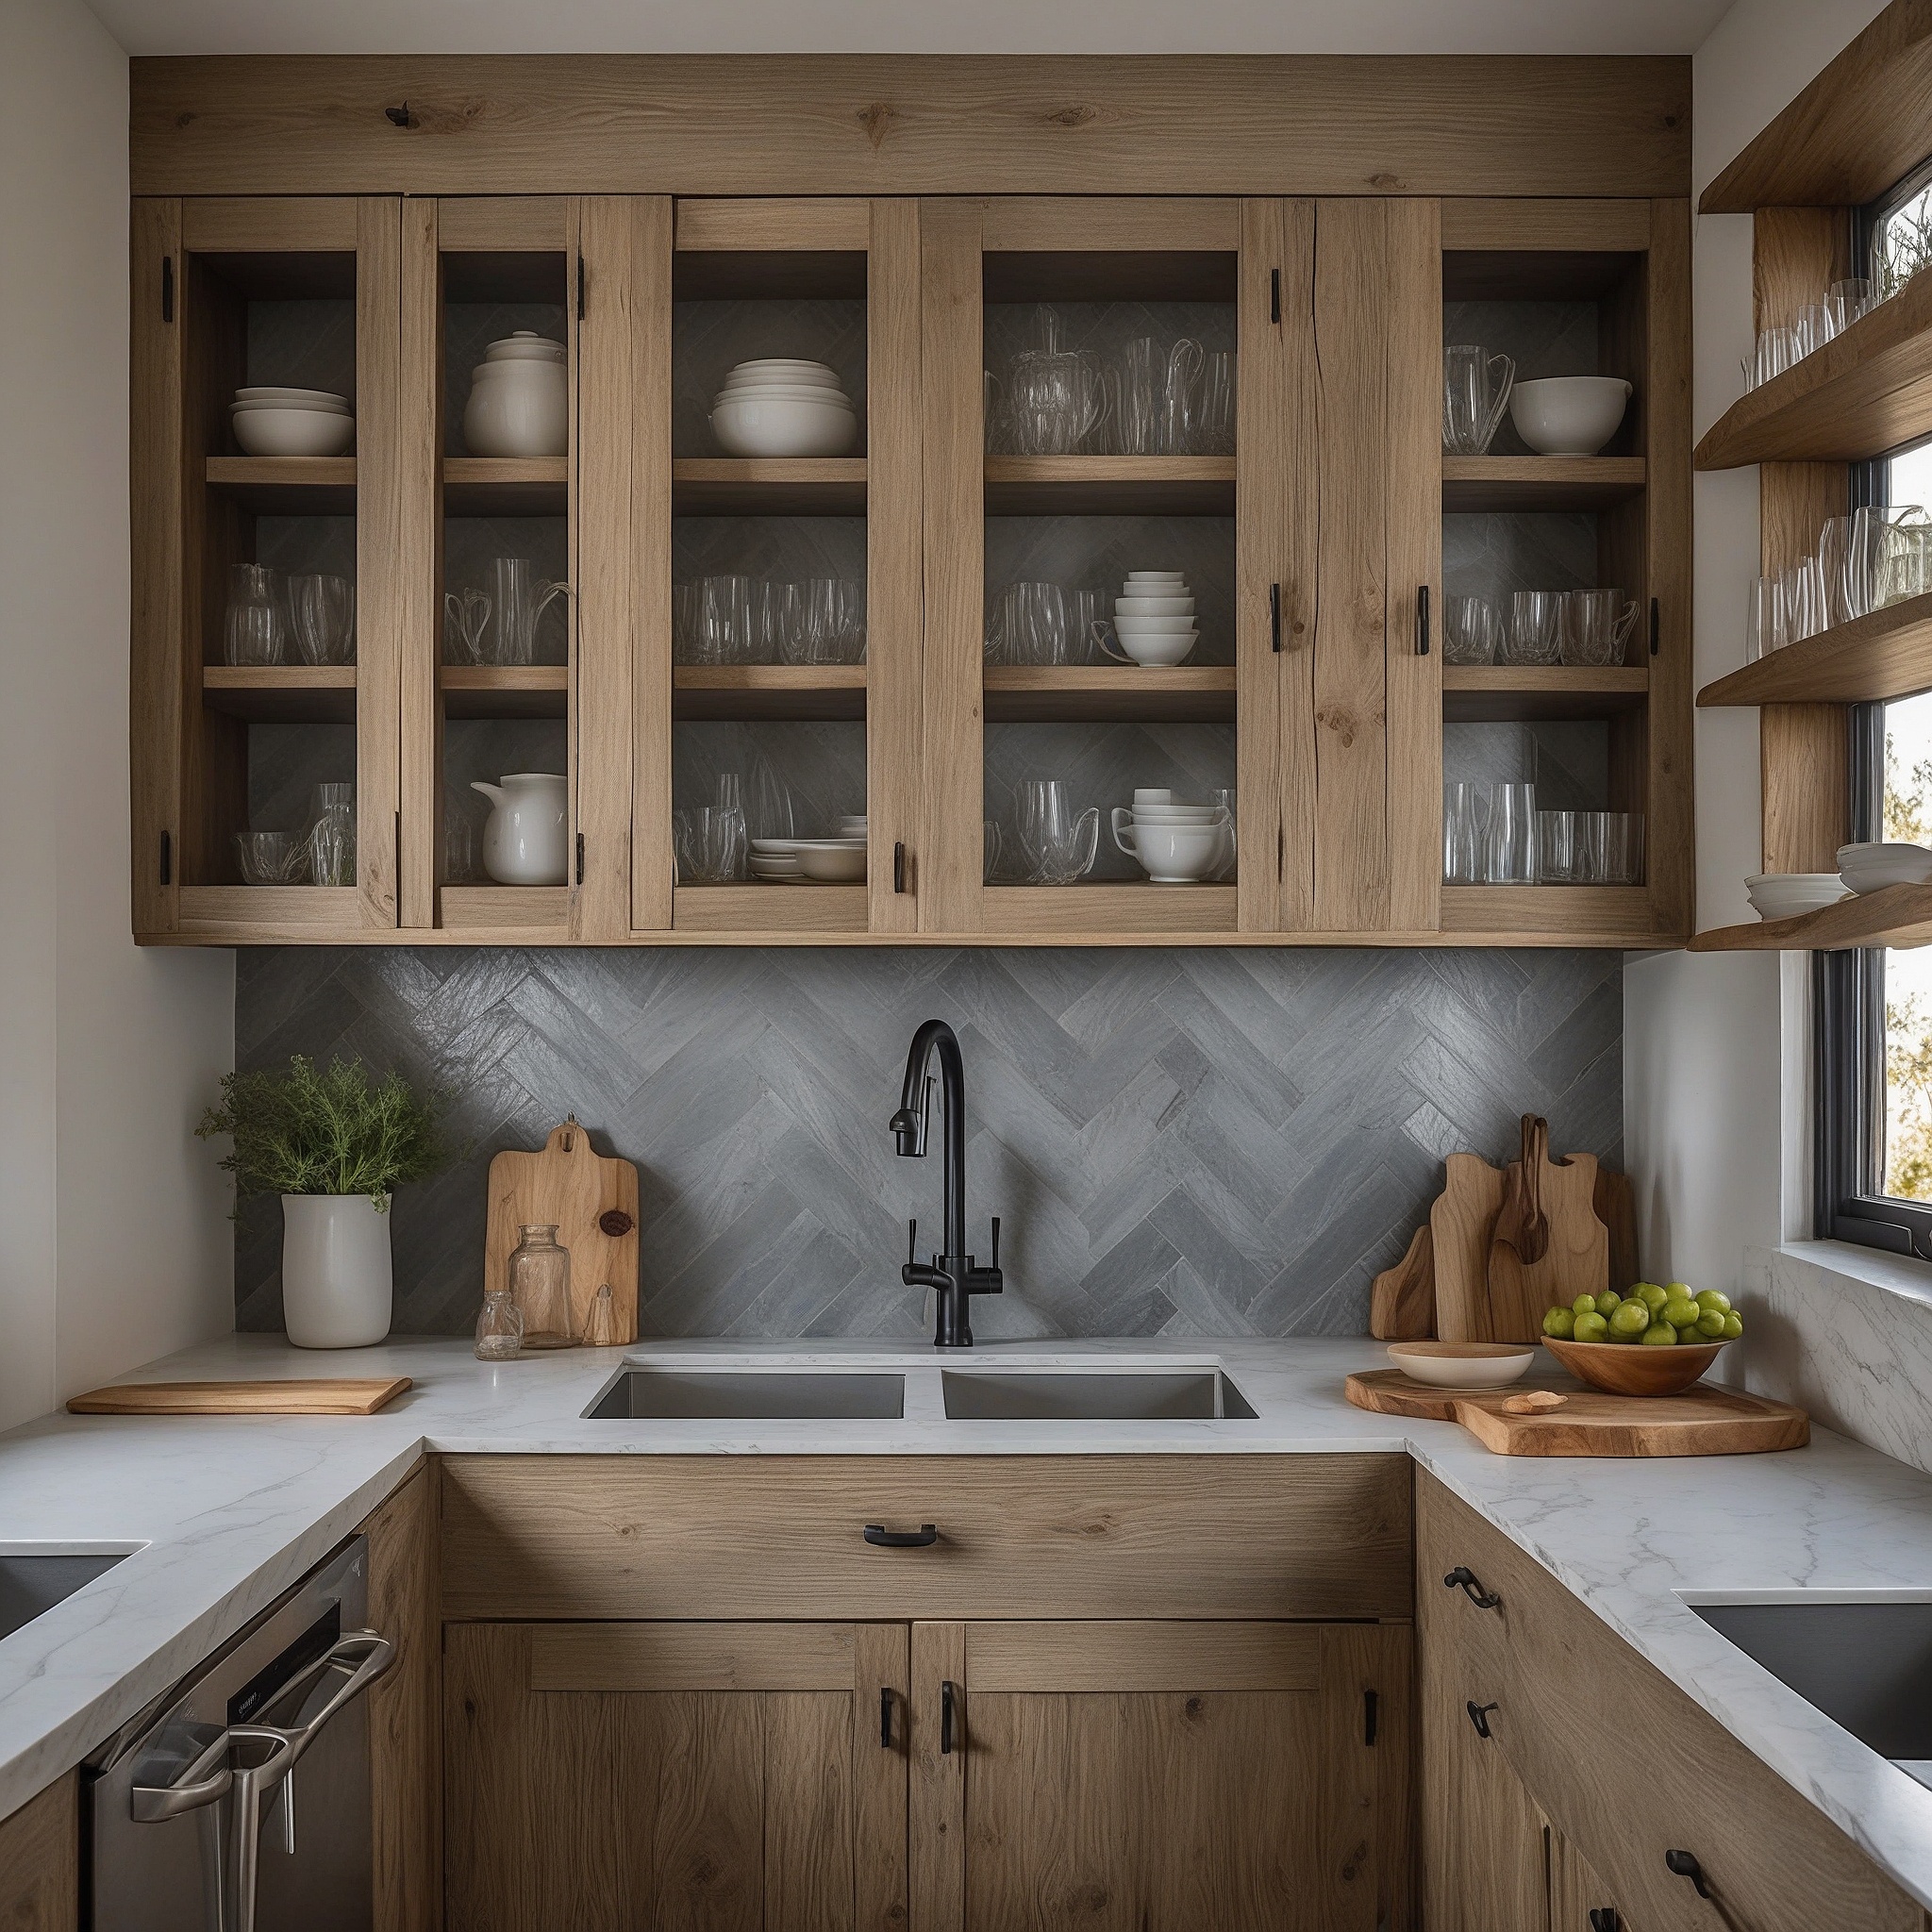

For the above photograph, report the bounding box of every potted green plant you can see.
[198,1056,458,1348]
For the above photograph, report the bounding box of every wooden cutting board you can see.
[1344,1370,1808,1457]
[68,1378,411,1416]
[1487,1125,1608,1345]
[486,1118,641,1344]
[1370,1224,1435,1340]
[1431,1153,1507,1342]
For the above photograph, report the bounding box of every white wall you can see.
[1624,0,1890,1292]
[0,0,235,1434]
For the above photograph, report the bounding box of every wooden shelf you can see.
[1700,5,1932,213]
[981,882,1238,936]
[1443,665,1647,723]
[673,665,866,721]
[1690,882,1932,955]
[204,456,356,512]
[1440,456,1646,512]
[202,664,356,722]
[1694,275,1932,470]
[442,457,568,516]
[176,885,360,935]
[673,883,869,933]
[441,665,569,719]
[671,458,866,515]
[1441,885,1676,946]
[1698,592,1932,708]
[984,456,1236,517]
[984,664,1236,723]
[441,885,570,931]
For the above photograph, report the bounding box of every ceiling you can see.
[92,0,1733,58]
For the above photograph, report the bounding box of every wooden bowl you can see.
[1542,1335,1728,1397]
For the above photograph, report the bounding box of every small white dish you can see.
[1124,571,1185,584]
[1745,873,1850,920]
[1386,1341,1535,1389]
[1099,631,1196,667]
[235,386,348,408]
[1838,841,1932,893]
[230,406,355,457]
[795,842,868,883]
[1508,375,1633,457]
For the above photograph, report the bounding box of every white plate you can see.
[234,385,348,406]
[1839,841,1932,893]
[751,837,865,856]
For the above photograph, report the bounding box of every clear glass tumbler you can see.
[1559,589,1639,668]
[1503,591,1563,666]
[1442,345,1515,456]
[1442,595,1500,665]
[1484,783,1539,885]
[290,573,355,665]
[1744,576,1785,661]
[1012,778,1098,885]
[1442,782,1487,885]
[508,1224,575,1350]
[225,563,287,667]
[1536,810,1578,884]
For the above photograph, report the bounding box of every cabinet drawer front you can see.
[1419,1474,1921,1932]
[441,1454,1413,1621]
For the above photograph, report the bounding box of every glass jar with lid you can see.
[508,1224,575,1349]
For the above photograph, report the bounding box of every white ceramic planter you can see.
[280,1193,393,1348]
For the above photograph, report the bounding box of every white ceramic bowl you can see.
[1107,632,1196,666]
[485,331,565,364]
[1114,613,1198,635]
[235,386,348,408]
[1125,572,1185,584]
[231,406,355,457]
[1386,1341,1536,1389]
[721,368,845,388]
[1838,841,1932,892]
[1134,807,1224,824]
[232,396,348,418]
[464,358,569,458]
[711,393,858,458]
[795,841,868,883]
[1508,375,1633,457]
[1745,873,1850,920]
[1112,815,1222,883]
[729,358,840,376]
[1116,596,1195,617]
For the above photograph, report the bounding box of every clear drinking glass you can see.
[289,573,355,666]
[225,563,287,667]
[1790,302,1830,360]
[308,783,355,888]
[1485,783,1539,885]
[988,582,1069,666]
[474,1287,523,1361]
[1846,506,1929,618]
[1536,810,1578,884]
[746,579,781,663]
[1884,523,1932,608]
[233,830,308,885]
[1441,345,1515,456]
[1442,783,1487,885]
[1503,591,1563,666]
[1752,326,1797,389]
[1781,558,1827,641]
[1559,589,1639,668]
[983,819,1005,883]
[1442,595,1501,665]
[671,583,699,664]
[1012,778,1098,885]
[696,574,752,665]
[1195,350,1235,456]
[508,1224,574,1350]
[1824,278,1875,334]
[1115,338,1167,456]
[673,806,747,882]
[1744,575,1785,661]
[1155,339,1205,456]
[1817,514,1857,628]
[833,578,867,662]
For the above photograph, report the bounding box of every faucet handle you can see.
[906,1218,918,1269]
[991,1216,1001,1270]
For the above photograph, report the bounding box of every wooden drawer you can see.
[1418,1474,1921,1932]
[440,1455,1413,1622]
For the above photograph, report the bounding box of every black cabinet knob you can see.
[1465,1700,1497,1740]
[1665,1850,1712,1899]
[1589,1909,1621,1932]
[1444,1566,1501,1609]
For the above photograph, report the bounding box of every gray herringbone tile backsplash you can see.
[232,947,1622,1340]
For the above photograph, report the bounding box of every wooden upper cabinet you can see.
[131,196,404,940]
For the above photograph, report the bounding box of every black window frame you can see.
[1813,158,1932,1259]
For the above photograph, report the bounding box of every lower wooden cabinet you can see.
[0,1773,77,1932]
[1550,1828,1638,1932]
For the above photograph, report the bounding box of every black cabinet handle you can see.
[1665,1850,1711,1899]
[1270,267,1281,325]
[880,1687,892,1748]
[893,841,907,893]
[577,257,587,322]
[1416,584,1431,656]
[1649,594,1660,657]
[1270,582,1282,653]
[941,1678,958,1755]
[1465,1700,1497,1740]
[863,1523,938,1548]
[575,832,585,885]
[159,828,173,887]
[1443,1566,1501,1609]
[1589,1910,1621,1932]
[161,256,175,323]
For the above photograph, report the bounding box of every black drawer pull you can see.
[863,1523,938,1548]
[1444,1566,1501,1609]
[941,1678,958,1755]
[879,1687,892,1748]
[1465,1700,1497,1740]
[1416,583,1431,656]
[1270,582,1282,652]
[1665,1850,1711,1899]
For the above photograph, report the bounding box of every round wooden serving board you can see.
[1345,1369,1808,1457]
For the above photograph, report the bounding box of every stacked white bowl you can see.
[751,818,868,885]
[710,359,858,458]
[464,331,568,458]
[230,386,355,458]
[1838,841,1932,895]
[1102,571,1197,667]
[1745,873,1848,920]
[1110,789,1230,884]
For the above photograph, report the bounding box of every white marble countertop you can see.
[8,1332,1932,1907]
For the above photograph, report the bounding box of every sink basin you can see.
[0,1552,127,1643]
[1690,1598,1932,1763]
[941,1368,1256,1422]
[585,1368,906,1421]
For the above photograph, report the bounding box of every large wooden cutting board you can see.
[68,1378,410,1415]
[1487,1137,1608,1345]
[486,1119,640,1344]
[1430,1154,1507,1342]
[1344,1370,1808,1457]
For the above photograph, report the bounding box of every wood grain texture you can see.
[1430,1153,1507,1344]
[1370,1223,1435,1340]
[0,1774,76,1932]
[1441,197,1655,253]
[359,1466,440,1932]
[1418,1473,1922,1932]
[1548,1828,1624,1932]
[182,195,361,250]
[396,194,440,930]
[1486,1141,1608,1345]
[1759,698,1849,876]
[983,664,1234,723]
[66,1376,410,1414]
[868,197,924,935]
[483,1119,640,1342]
[1690,876,1932,953]
[675,196,872,254]
[1700,590,1932,707]
[1701,0,1932,212]
[630,197,675,932]
[1440,454,1646,512]
[131,56,1691,201]
[963,1621,1323,1692]
[674,883,870,932]
[978,196,1241,254]
[1592,1167,1640,1295]
[531,1622,859,1692]
[439,1455,1415,1622]
[909,1622,966,1932]
[978,884,1238,936]
[1347,1370,1808,1457]
[916,198,984,934]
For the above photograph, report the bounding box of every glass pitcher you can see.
[486,557,571,665]
[308,782,355,888]
[508,1223,575,1349]
[1442,345,1515,456]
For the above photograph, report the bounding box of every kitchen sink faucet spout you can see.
[890,1018,1003,1347]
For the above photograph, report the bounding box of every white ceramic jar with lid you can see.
[463,331,569,458]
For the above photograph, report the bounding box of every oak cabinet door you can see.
[1551,1828,1640,1932]
[912,1620,1410,1932]
[444,1621,909,1932]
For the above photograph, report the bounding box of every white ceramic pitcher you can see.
[473,772,568,885]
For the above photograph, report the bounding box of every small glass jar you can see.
[508,1223,575,1349]
[474,1287,523,1361]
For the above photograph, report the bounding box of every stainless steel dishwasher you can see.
[86,1535,392,1932]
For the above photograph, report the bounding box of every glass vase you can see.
[508,1223,575,1349]
[474,1287,523,1361]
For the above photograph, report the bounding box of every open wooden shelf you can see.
[204,456,356,513]
[202,663,357,722]
[981,882,1239,936]
[671,458,867,516]
[984,456,1236,517]
[1695,274,1932,471]
[1442,664,1648,723]
[1690,882,1932,955]
[442,457,568,516]
[673,882,870,933]
[1698,591,1932,708]
[672,664,867,721]
[441,885,570,931]
[1441,885,1674,945]
[984,664,1236,723]
[1440,456,1647,512]
[441,664,569,719]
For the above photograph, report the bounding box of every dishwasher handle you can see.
[275,1630,394,1770]
[130,1730,233,1823]
[226,1724,296,1932]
